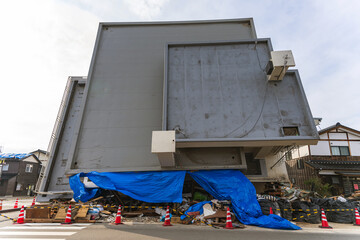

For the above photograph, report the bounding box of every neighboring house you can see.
[286,123,360,195]
[30,149,48,167]
[0,153,42,196]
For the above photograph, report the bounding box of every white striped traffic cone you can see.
[319,209,332,229]
[112,205,123,225]
[15,206,25,224]
[62,205,72,224]
[13,198,18,208]
[162,206,172,226]
[31,196,36,206]
[224,207,234,229]
[354,208,360,226]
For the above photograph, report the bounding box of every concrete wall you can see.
[264,153,289,182]
[68,20,260,173]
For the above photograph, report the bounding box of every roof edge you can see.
[318,122,360,136]
[100,18,254,26]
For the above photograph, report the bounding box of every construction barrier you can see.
[26,205,357,212]
[0,213,17,222]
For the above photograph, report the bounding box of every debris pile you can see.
[25,183,360,226]
[256,184,360,224]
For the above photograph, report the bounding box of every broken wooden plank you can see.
[54,208,67,220]
[75,207,89,219]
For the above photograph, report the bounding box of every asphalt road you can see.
[0,221,359,240]
[68,223,360,240]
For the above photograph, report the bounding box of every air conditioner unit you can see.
[266,50,295,81]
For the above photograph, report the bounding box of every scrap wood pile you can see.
[25,199,96,223]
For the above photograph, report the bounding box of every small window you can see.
[16,183,22,191]
[25,164,33,173]
[331,146,350,156]
[285,151,292,161]
[2,164,9,171]
[332,176,340,184]
[282,127,299,136]
[297,159,304,169]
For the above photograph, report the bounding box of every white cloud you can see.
[0,0,99,152]
[123,0,169,20]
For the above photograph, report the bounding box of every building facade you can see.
[0,153,42,196]
[286,123,360,195]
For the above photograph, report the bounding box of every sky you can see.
[0,0,359,153]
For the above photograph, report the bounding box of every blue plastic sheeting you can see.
[69,171,186,203]
[180,201,212,220]
[189,170,300,230]
[0,153,31,159]
[69,173,101,203]
[70,170,299,230]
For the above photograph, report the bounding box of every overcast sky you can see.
[1,0,359,153]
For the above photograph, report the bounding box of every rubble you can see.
[24,183,360,227]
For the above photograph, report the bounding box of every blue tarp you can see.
[0,153,31,159]
[70,171,186,203]
[70,170,300,230]
[180,201,212,220]
[189,170,300,230]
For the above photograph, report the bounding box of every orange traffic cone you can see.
[0,200,2,210]
[112,205,123,225]
[31,196,36,206]
[354,208,360,226]
[62,205,72,224]
[269,207,273,214]
[319,209,332,229]
[162,206,172,226]
[13,198,18,208]
[15,206,25,224]
[224,207,234,229]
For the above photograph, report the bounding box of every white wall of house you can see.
[350,142,360,156]
[299,145,310,157]
[298,127,360,157]
[310,141,331,155]
[264,153,289,182]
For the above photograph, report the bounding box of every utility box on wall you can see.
[151,131,176,167]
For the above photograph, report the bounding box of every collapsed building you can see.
[36,19,318,203]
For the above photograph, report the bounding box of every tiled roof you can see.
[306,159,360,171]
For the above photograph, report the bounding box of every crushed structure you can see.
[33,18,325,230]
[37,19,318,202]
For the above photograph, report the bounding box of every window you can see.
[25,164,33,173]
[16,183,22,191]
[244,153,262,175]
[331,146,350,156]
[285,151,292,161]
[2,164,9,171]
[297,159,304,169]
[282,127,299,136]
